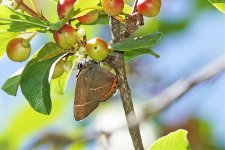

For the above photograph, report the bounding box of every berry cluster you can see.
[6,0,161,79]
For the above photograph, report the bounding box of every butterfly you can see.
[74,61,118,121]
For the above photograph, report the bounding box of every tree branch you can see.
[143,53,225,117]
[105,54,225,142]
[104,0,146,149]
[107,15,144,150]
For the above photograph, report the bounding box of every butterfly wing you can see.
[74,65,99,121]
[87,64,118,102]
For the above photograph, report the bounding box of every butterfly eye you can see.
[77,62,83,70]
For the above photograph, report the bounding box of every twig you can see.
[104,0,145,149]
[131,0,138,14]
[14,0,47,20]
[29,0,41,17]
[143,53,225,117]
[107,14,144,150]
[107,52,144,150]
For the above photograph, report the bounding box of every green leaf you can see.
[93,14,108,24]
[1,74,21,96]
[123,4,132,14]
[36,42,63,61]
[0,31,18,59]
[81,14,109,25]
[111,32,163,51]
[1,42,64,95]
[50,7,76,30]
[209,0,225,13]
[124,48,160,62]
[64,13,107,26]
[20,55,61,115]
[148,129,190,150]
[73,0,101,15]
[91,3,132,25]
[0,6,51,32]
[51,55,77,95]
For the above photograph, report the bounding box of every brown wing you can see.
[87,63,118,102]
[74,65,99,121]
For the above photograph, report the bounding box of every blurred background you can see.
[0,0,225,149]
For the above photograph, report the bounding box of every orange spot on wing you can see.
[100,78,118,100]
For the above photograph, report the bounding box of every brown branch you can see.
[109,17,121,42]
[106,53,225,146]
[107,15,144,150]
[104,1,145,149]
[107,52,144,150]
[143,53,225,117]
[131,0,138,14]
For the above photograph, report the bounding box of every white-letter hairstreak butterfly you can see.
[74,61,118,121]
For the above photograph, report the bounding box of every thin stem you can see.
[117,54,144,150]
[105,0,145,149]
[29,0,41,17]
[21,32,36,47]
[132,0,138,14]
[80,6,103,12]
[26,32,37,42]
[14,0,47,20]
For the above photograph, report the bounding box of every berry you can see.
[86,37,109,61]
[137,0,161,17]
[102,0,124,16]
[77,10,99,24]
[57,0,76,18]
[6,38,31,62]
[53,24,78,49]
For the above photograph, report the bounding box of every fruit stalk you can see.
[29,0,41,17]
[14,0,47,20]
[131,0,138,13]
[26,32,37,42]
[21,32,36,48]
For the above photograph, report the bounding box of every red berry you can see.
[6,38,31,62]
[57,0,76,18]
[86,37,110,61]
[102,0,124,16]
[53,24,78,49]
[137,0,161,17]
[77,10,99,24]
